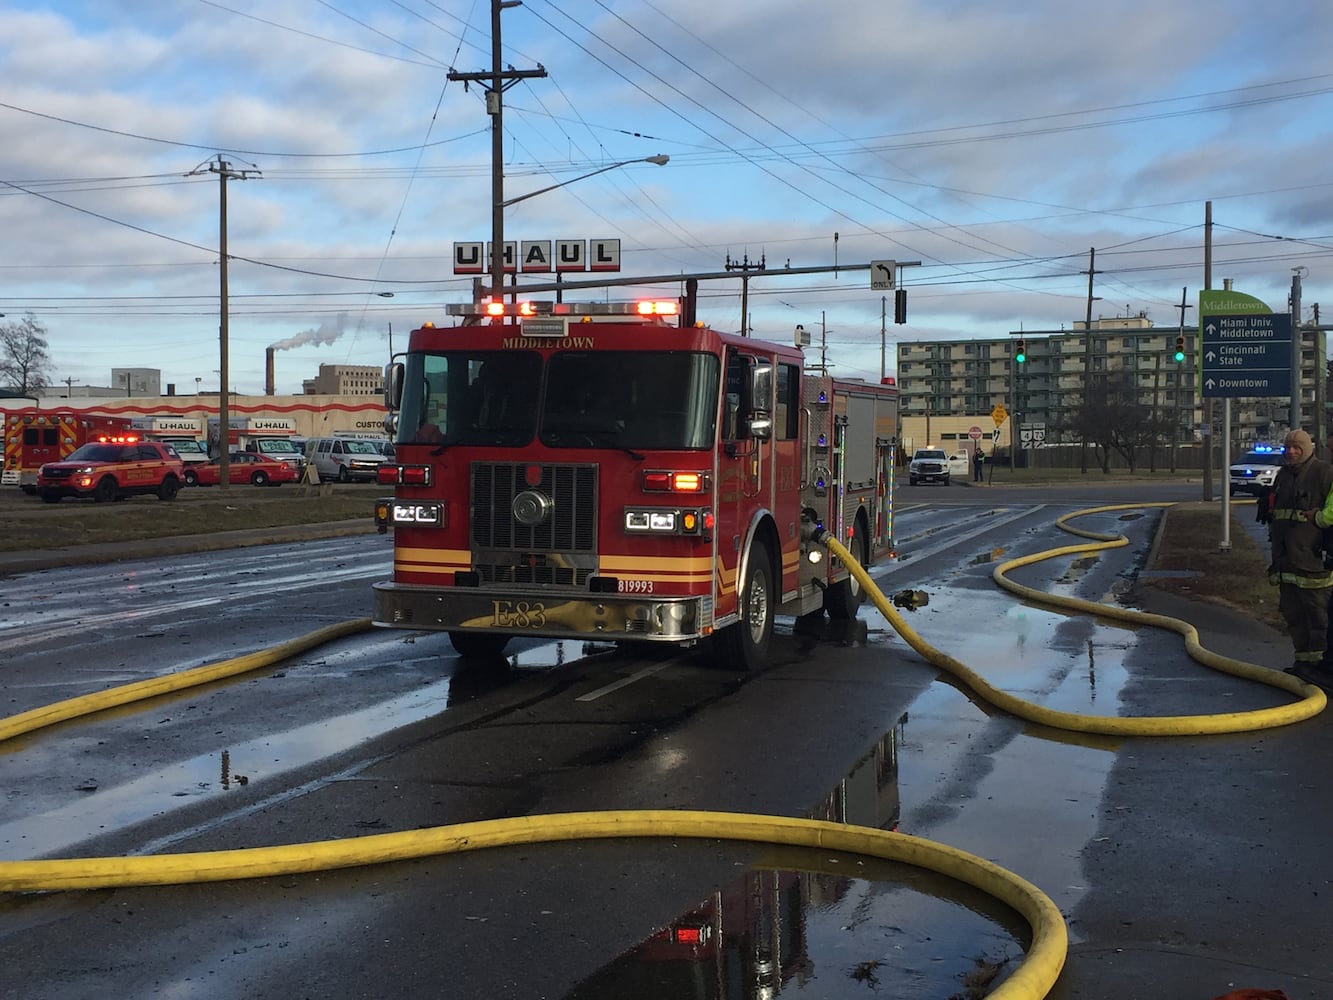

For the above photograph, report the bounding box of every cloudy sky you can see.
[2,1,1331,395]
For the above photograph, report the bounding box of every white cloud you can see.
[1,0,1331,392]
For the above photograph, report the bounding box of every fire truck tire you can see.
[250,470,269,487]
[158,476,181,501]
[93,477,118,503]
[448,631,511,661]
[184,469,200,486]
[714,541,774,670]
[825,525,868,620]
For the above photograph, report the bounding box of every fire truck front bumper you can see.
[372,582,711,643]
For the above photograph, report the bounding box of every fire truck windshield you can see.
[396,350,718,451]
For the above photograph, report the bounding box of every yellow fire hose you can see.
[817,501,1325,736]
[0,501,1322,999]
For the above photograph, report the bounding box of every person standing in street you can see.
[973,447,985,483]
[1267,429,1333,689]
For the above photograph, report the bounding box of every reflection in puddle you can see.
[562,728,1028,998]
[562,859,1022,1000]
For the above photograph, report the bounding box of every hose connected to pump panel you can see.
[1,501,1323,1000]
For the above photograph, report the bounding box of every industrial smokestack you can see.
[266,348,276,396]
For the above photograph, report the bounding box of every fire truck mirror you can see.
[751,363,773,412]
[749,415,773,440]
[384,362,405,411]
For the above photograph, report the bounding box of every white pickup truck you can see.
[908,448,950,485]
[908,448,972,485]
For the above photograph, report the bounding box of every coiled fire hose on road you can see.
[813,501,1325,736]
[1,502,1324,999]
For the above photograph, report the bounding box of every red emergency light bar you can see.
[96,434,141,444]
[451,299,680,319]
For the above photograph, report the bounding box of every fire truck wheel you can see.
[713,541,774,671]
[448,631,511,661]
[184,469,200,486]
[93,476,118,503]
[158,476,181,501]
[250,470,269,487]
[825,528,868,620]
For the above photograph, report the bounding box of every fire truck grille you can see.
[472,462,598,585]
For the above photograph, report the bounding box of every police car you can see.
[1228,444,1283,497]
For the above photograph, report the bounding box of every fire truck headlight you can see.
[625,509,678,533]
[807,548,823,565]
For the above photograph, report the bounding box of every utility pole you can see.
[63,376,79,398]
[880,295,887,382]
[725,252,766,336]
[1080,247,1099,473]
[1290,267,1305,432]
[1172,286,1192,473]
[1202,201,1213,501]
[449,0,546,312]
[189,155,260,490]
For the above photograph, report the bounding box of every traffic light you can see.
[1173,336,1186,363]
[893,287,907,324]
[1015,338,1026,365]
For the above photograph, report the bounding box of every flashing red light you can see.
[376,464,431,486]
[518,301,537,317]
[643,470,708,493]
[703,510,715,531]
[636,300,679,316]
[673,926,704,945]
[484,301,505,317]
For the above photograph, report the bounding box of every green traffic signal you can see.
[1015,339,1026,364]
[1173,337,1186,362]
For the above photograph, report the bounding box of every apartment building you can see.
[896,314,1326,464]
[301,363,384,396]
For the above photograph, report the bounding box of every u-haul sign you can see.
[453,239,621,275]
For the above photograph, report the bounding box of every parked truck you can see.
[207,416,307,474]
[130,415,210,464]
[2,409,134,492]
[371,298,898,668]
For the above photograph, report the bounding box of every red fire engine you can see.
[2,409,135,493]
[372,299,898,668]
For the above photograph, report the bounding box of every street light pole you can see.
[500,155,669,209]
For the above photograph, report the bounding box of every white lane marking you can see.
[576,661,673,701]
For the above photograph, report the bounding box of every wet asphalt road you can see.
[1,484,1331,999]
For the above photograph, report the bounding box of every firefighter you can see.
[1267,429,1333,689]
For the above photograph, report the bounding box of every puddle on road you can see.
[561,857,1025,1000]
[562,730,1033,998]
[859,581,1128,932]
[0,638,579,862]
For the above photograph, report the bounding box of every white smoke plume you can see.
[269,314,348,351]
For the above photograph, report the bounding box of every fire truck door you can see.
[719,350,773,613]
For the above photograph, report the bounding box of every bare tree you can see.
[0,313,53,397]
[1068,369,1160,472]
